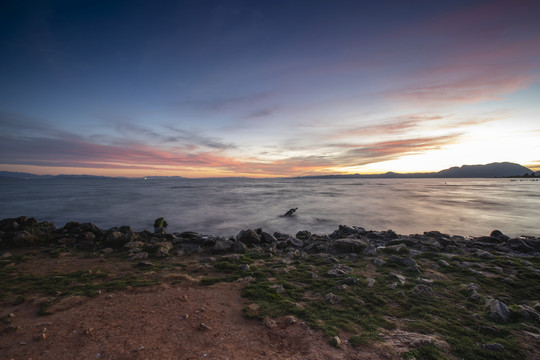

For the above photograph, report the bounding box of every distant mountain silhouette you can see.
[298,162,535,179]
[433,162,534,178]
[0,162,535,179]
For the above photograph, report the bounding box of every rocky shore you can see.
[1,216,540,359]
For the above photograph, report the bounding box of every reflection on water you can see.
[0,177,538,237]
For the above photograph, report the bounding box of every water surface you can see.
[0,177,538,237]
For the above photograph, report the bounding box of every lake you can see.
[1,177,539,238]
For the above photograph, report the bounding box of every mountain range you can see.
[0,162,537,180]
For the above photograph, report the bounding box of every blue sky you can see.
[1,0,539,177]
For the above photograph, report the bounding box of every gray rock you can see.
[372,258,386,266]
[154,227,167,235]
[236,229,260,246]
[437,259,450,267]
[482,343,504,352]
[155,247,170,257]
[231,241,247,253]
[287,237,304,248]
[366,277,376,287]
[131,251,148,260]
[327,264,353,276]
[154,241,173,251]
[124,241,145,250]
[363,245,378,256]
[412,284,432,297]
[402,257,421,272]
[476,250,495,259]
[486,298,512,322]
[343,277,359,285]
[385,243,407,253]
[325,293,342,305]
[391,273,407,285]
[507,238,533,253]
[295,231,311,241]
[518,305,540,321]
[213,239,233,252]
[260,231,277,244]
[334,238,368,253]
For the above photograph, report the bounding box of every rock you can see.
[476,249,495,259]
[327,264,353,276]
[363,245,378,256]
[287,237,304,248]
[482,343,504,352]
[402,257,421,272]
[213,239,233,252]
[284,316,297,326]
[332,336,342,347]
[330,225,366,239]
[391,273,407,285]
[490,230,510,241]
[260,231,277,244]
[477,325,501,336]
[384,243,408,253]
[155,247,169,257]
[518,305,540,321]
[325,293,342,305]
[412,284,432,297]
[270,284,285,294]
[437,259,450,267]
[334,238,368,253]
[295,231,311,240]
[231,241,246,253]
[372,258,386,266]
[131,252,149,260]
[198,322,212,331]
[263,316,277,329]
[486,298,512,322]
[0,252,13,259]
[236,229,260,246]
[366,277,376,287]
[417,278,434,285]
[154,227,167,235]
[343,277,359,285]
[124,241,145,250]
[154,241,173,251]
[507,238,533,253]
[101,248,114,254]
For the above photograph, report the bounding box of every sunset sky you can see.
[1,0,539,177]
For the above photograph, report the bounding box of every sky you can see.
[1,0,539,178]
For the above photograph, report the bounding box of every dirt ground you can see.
[1,252,397,360]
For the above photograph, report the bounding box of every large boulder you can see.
[486,298,512,322]
[236,229,260,246]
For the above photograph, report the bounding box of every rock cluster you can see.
[1,217,539,262]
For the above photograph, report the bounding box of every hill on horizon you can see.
[0,162,536,180]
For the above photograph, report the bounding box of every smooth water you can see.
[0,177,539,237]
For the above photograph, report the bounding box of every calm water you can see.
[0,177,539,238]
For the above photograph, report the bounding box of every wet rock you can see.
[287,237,304,248]
[231,241,246,253]
[260,231,277,244]
[236,229,260,246]
[486,298,512,322]
[490,230,510,241]
[295,230,311,241]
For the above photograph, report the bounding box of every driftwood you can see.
[282,208,298,217]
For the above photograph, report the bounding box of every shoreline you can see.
[2,216,540,359]
[1,216,539,257]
